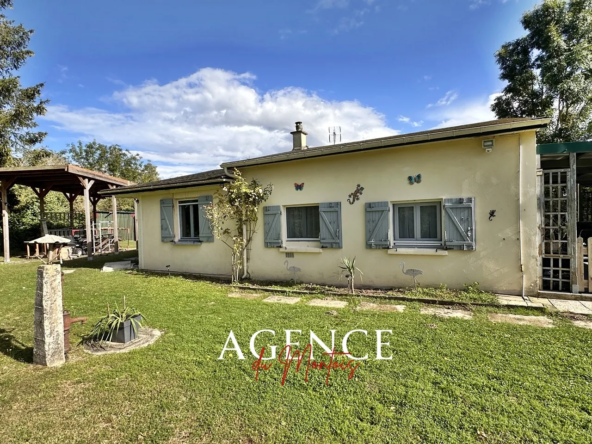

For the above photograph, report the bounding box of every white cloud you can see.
[469,0,510,9]
[331,8,368,34]
[309,0,349,12]
[44,68,397,177]
[398,115,423,127]
[429,93,501,129]
[427,90,459,108]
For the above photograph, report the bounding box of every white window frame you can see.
[177,199,201,241]
[285,204,321,242]
[393,201,442,247]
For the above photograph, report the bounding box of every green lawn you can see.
[1,255,592,443]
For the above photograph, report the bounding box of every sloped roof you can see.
[101,169,231,195]
[221,117,550,169]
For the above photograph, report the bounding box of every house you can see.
[103,118,556,296]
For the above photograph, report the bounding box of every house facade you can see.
[104,118,551,296]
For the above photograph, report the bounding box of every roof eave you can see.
[99,178,232,196]
[222,118,550,169]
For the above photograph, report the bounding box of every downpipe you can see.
[518,135,526,301]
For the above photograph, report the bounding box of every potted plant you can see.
[82,299,145,344]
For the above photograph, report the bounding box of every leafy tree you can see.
[61,140,159,184]
[0,0,48,167]
[492,0,592,143]
[205,169,272,282]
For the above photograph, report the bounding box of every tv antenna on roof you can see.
[329,126,341,145]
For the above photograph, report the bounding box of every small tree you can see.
[205,169,272,282]
[339,257,363,294]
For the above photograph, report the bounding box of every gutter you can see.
[99,178,231,196]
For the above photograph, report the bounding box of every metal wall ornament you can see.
[294,183,304,191]
[347,184,364,204]
[408,174,422,185]
[489,210,496,221]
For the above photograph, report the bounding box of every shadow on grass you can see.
[63,251,139,270]
[0,328,33,363]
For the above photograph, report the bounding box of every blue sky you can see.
[10,0,539,177]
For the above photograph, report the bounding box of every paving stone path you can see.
[228,292,261,300]
[420,307,473,320]
[262,295,301,305]
[307,299,348,308]
[235,292,592,330]
[357,302,406,312]
[488,313,554,328]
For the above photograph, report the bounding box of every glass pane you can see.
[287,206,319,238]
[398,207,415,238]
[419,205,438,239]
[180,205,192,238]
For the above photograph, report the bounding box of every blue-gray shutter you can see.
[160,198,174,242]
[319,202,342,248]
[365,201,390,249]
[197,195,214,242]
[264,205,282,247]
[444,197,475,250]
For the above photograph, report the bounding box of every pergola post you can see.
[32,185,53,234]
[1,177,15,263]
[108,186,119,253]
[62,192,78,231]
[78,178,95,261]
[133,198,139,250]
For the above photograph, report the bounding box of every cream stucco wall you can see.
[133,130,540,295]
[242,131,539,295]
[136,185,232,276]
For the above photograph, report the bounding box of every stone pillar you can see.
[33,265,65,367]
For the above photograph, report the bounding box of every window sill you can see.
[174,240,203,246]
[280,247,323,254]
[387,248,447,256]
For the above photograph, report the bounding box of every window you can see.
[286,205,320,240]
[178,200,201,240]
[394,202,441,244]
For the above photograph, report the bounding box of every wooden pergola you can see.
[0,164,134,263]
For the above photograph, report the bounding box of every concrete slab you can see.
[420,307,473,320]
[358,302,406,312]
[62,269,76,274]
[549,299,592,315]
[572,320,592,330]
[228,292,261,300]
[529,297,554,308]
[102,261,133,272]
[84,328,162,355]
[262,295,301,305]
[580,301,592,311]
[488,313,553,328]
[307,299,348,308]
[497,296,528,307]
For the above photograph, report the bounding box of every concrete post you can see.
[33,265,65,367]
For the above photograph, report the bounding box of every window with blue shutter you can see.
[444,197,476,250]
[365,202,390,249]
[197,195,214,242]
[264,205,282,247]
[160,198,174,242]
[319,202,342,248]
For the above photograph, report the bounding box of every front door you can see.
[541,169,573,292]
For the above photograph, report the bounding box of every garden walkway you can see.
[229,292,592,330]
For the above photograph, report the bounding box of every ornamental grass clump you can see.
[81,298,145,344]
[339,257,363,294]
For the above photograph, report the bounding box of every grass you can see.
[236,280,499,305]
[1,256,592,443]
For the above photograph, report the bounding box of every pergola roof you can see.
[0,164,134,196]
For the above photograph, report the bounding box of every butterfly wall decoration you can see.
[294,183,305,191]
[408,174,422,185]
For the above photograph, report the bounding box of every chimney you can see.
[291,121,308,151]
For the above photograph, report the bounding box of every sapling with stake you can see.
[339,257,363,294]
